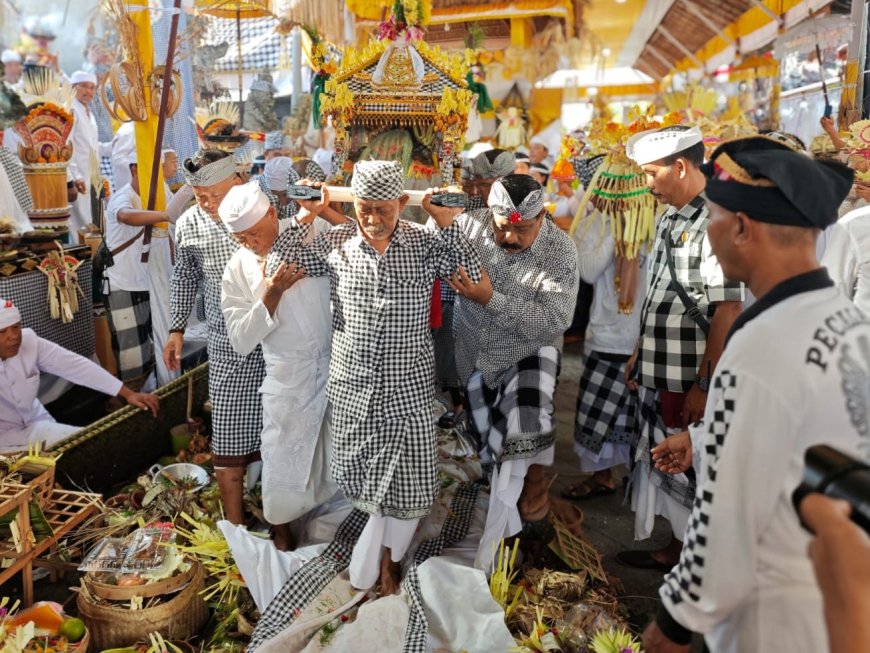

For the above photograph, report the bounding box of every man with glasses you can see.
[448,173,579,569]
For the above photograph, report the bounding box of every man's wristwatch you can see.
[696,375,710,392]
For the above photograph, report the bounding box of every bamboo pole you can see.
[141,0,183,263]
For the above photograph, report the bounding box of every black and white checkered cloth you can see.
[258,170,299,220]
[662,370,737,605]
[248,482,480,653]
[351,160,405,201]
[636,198,743,392]
[104,288,154,381]
[297,159,326,183]
[265,218,481,518]
[206,16,288,72]
[0,260,94,358]
[171,204,265,461]
[634,385,696,510]
[466,346,560,464]
[0,147,33,214]
[574,350,635,455]
[452,209,579,387]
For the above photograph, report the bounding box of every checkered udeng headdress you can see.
[298,159,326,183]
[264,131,284,151]
[472,150,516,180]
[351,160,405,201]
[488,179,545,223]
[182,152,237,187]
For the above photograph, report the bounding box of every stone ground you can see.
[550,339,673,633]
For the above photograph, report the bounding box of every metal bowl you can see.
[148,462,210,489]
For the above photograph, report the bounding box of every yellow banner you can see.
[129,0,166,213]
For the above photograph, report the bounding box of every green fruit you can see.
[58,618,85,643]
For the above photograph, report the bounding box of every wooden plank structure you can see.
[634,0,751,79]
[0,484,100,606]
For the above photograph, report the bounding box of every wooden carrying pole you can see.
[142,0,183,264]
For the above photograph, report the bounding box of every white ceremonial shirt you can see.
[104,184,148,292]
[0,329,122,449]
[821,204,870,315]
[222,219,334,519]
[574,209,646,355]
[68,99,111,231]
[660,268,870,653]
[222,219,332,377]
[68,99,112,184]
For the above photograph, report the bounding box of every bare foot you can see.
[650,535,683,567]
[272,523,295,552]
[377,554,402,596]
[518,464,551,521]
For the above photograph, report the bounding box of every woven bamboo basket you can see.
[76,562,208,650]
[69,627,90,653]
[17,462,55,510]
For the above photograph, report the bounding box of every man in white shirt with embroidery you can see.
[0,300,158,452]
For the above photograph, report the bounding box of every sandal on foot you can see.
[615,549,674,572]
[561,479,616,501]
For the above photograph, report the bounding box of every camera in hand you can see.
[793,445,870,535]
[286,185,467,208]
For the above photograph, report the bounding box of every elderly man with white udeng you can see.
[219,181,339,551]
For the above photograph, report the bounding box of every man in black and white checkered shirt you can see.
[163,149,265,527]
[274,160,482,596]
[449,173,579,569]
[618,126,744,572]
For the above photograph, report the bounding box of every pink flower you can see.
[377,20,397,41]
[404,26,425,42]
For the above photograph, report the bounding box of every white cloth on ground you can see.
[419,556,516,653]
[0,328,122,451]
[348,514,419,590]
[219,520,327,612]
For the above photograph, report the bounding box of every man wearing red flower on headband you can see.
[448,173,579,569]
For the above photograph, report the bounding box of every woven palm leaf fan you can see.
[196,0,273,125]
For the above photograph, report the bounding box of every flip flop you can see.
[560,479,617,501]
[615,549,675,572]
